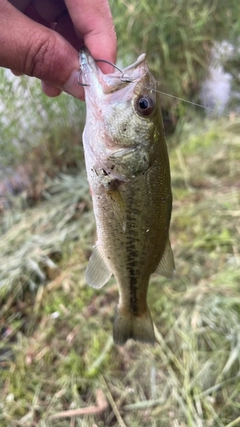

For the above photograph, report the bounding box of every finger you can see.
[41,81,62,97]
[24,4,54,27]
[9,1,54,29]
[0,1,84,99]
[29,1,83,52]
[11,70,23,76]
[42,12,83,98]
[8,0,31,12]
[65,0,117,74]
[31,0,66,22]
[55,10,83,50]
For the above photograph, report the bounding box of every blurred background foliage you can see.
[111,0,240,100]
[0,70,85,169]
[0,0,240,170]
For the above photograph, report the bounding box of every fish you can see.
[80,48,175,345]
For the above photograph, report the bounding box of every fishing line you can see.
[95,60,230,116]
[146,87,230,117]
[80,57,230,117]
[127,79,230,117]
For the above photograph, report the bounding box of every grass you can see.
[111,0,240,106]
[1,0,240,169]
[0,69,86,169]
[1,2,240,424]
[0,113,240,426]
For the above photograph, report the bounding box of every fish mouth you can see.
[79,48,148,94]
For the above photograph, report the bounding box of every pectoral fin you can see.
[155,238,175,279]
[86,243,112,288]
[106,188,126,232]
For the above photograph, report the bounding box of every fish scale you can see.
[80,48,175,345]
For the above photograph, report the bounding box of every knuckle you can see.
[25,32,57,80]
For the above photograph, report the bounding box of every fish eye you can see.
[136,96,154,116]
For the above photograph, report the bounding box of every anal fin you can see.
[86,243,112,289]
[155,237,175,279]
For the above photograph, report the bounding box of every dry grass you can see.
[0,114,240,426]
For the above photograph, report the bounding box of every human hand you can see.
[0,0,116,99]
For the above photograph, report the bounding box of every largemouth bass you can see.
[80,48,174,345]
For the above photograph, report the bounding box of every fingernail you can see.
[11,70,23,77]
[41,81,62,97]
[62,70,85,100]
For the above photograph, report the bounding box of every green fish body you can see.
[80,49,174,345]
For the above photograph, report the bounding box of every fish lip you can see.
[121,53,146,75]
[80,48,98,76]
[79,48,99,86]
[79,48,147,93]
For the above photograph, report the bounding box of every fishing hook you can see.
[78,57,229,117]
[78,68,90,87]
[95,59,133,83]
[78,58,133,87]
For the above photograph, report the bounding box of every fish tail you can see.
[113,306,155,345]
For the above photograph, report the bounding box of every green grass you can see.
[1,0,240,169]
[1,2,240,424]
[0,115,240,426]
[111,0,240,107]
[0,70,86,169]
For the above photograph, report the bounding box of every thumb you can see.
[0,1,83,98]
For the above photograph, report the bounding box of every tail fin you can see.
[113,306,155,346]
